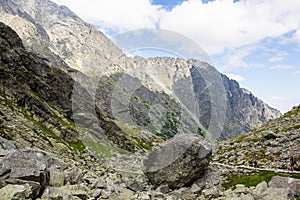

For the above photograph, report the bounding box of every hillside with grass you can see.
[213,104,300,170]
[206,105,300,199]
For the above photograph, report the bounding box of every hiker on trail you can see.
[289,156,296,171]
[253,155,258,168]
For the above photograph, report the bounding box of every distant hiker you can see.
[289,156,296,171]
[253,155,258,168]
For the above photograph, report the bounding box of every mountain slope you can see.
[0,0,280,140]
[213,104,300,169]
[0,20,164,158]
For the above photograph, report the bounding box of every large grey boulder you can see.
[0,184,31,200]
[142,134,212,188]
[0,149,49,188]
[0,137,16,150]
[42,185,88,200]
[268,176,300,197]
[0,148,83,198]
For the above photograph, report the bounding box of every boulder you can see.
[48,166,64,187]
[268,176,300,196]
[0,148,84,199]
[262,187,293,200]
[0,149,49,188]
[142,134,212,188]
[262,131,278,140]
[0,184,31,200]
[190,183,202,193]
[253,181,267,197]
[64,167,83,184]
[1,179,41,198]
[42,185,88,200]
[0,137,16,150]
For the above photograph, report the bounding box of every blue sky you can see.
[52,0,300,113]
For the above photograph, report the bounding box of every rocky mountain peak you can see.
[0,0,123,74]
[0,0,280,141]
[0,1,299,199]
[0,21,23,49]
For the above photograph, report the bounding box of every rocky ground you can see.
[0,2,299,199]
[1,132,299,200]
[213,105,300,170]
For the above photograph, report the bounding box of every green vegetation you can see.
[131,136,152,151]
[4,99,15,111]
[114,121,155,151]
[281,124,300,132]
[222,171,278,190]
[197,127,206,138]
[21,110,67,145]
[161,111,180,138]
[223,170,300,190]
[69,141,85,152]
[84,138,129,158]
[52,114,76,129]
[84,139,113,157]
[232,134,248,143]
[4,98,86,152]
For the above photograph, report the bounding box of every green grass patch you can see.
[223,170,300,190]
[114,121,155,151]
[52,114,76,129]
[222,171,279,190]
[282,124,300,132]
[4,99,15,111]
[83,138,129,158]
[131,136,152,151]
[21,111,67,145]
[69,141,85,152]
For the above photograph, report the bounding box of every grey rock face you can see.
[0,0,123,74]
[0,149,48,187]
[269,176,300,197]
[143,134,211,188]
[0,184,30,200]
[0,0,280,141]
[0,147,86,199]
[0,137,16,150]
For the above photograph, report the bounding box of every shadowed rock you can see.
[0,149,48,184]
[143,134,212,188]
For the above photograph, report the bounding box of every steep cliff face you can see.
[0,0,280,140]
[0,21,163,156]
[108,57,280,140]
[220,75,280,139]
[0,21,82,157]
[0,0,123,74]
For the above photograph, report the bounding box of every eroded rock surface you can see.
[143,134,212,188]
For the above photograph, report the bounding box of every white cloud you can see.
[222,45,256,70]
[52,0,166,32]
[159,0,300,54]
[293,29,300,44]
[267,51,288,62]
[271,96,288,101]
[294,70,300,75]
[223,73,244,82]
[271,64,295,70]
[51,0,300,55]
[268,56,284,62]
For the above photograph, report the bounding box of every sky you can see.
[52,0,300,113]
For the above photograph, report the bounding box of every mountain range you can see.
[0,0,280,143]
[0,0,298,199]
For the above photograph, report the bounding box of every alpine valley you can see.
[0,0,299,200]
